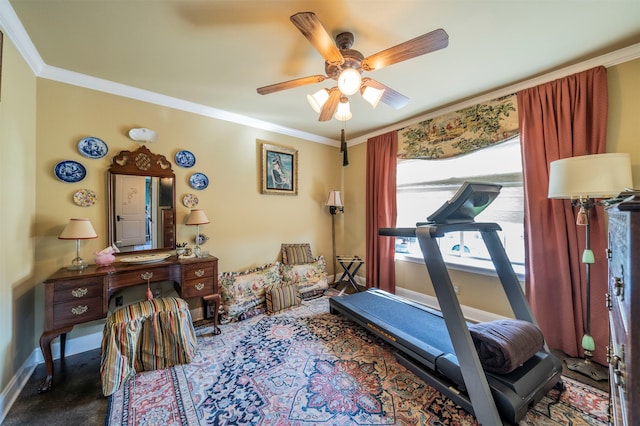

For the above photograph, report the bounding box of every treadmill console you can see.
[426,182,502,224]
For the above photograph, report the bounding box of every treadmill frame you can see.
[368,222,556,425]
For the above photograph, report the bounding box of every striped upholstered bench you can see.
[100,297,197,396]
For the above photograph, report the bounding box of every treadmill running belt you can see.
[331,289,455,366]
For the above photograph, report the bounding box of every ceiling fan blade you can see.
[361,28,448,71]
[362,78,410,110]
[290,12,344,65]
[318,88,341,121]
[257,75,327,95]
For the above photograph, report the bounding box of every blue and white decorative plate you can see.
[189,172,209,190]
[77,136,108,159]
[54,160,87,183]
[175,150,196,168]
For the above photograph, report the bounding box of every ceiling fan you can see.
[256,12,449,121]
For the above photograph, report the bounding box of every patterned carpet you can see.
[106,294,608,425]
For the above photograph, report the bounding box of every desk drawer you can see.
[180,277,214,299]
[182,262,214,280]
[53,297,104,328]
[110,267,174,289]
[53,277,103,303]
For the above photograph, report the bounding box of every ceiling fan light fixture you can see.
[334,97,352,121]
[337,68,361,96]
[361,85,385,109]
[306,88,330,113]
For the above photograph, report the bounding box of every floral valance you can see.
[398,94,519,160]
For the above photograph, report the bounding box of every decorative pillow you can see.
[218,263,282,323]
[266,284,302,314]
[281,243,314,265]
[280,255,329,295]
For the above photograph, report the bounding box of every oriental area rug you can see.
[106,293,608,425]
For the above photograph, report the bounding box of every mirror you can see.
[107,145,176,253]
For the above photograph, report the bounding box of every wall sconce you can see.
[186,209,210,256]
[58,218,98,270]
[548,152,632,380]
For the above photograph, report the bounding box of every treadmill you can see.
[329,182,563,425]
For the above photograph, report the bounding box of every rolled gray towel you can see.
[468,319,544,374]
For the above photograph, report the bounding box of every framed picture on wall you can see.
[261,143,298,195]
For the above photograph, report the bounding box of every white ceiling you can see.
[4,0,640,144]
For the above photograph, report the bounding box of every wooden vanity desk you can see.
[39,254,220,392]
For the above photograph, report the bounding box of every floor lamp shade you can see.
[59,218,98,270]
[325,191,344,208]
[548,153,632,199]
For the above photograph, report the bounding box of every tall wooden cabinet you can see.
[607,196,640,426]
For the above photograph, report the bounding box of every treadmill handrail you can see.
[379,222,502,239]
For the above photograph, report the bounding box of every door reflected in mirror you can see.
[107,146,176,254]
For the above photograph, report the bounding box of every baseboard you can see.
[395,287,508,323]
[0,331,102,424]
[0,351,37,424]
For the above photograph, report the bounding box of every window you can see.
[395,138,524,276]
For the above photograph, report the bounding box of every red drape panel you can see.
[365,131,397,292]
[517,66,609,364]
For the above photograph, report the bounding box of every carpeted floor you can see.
[3,291,609,425]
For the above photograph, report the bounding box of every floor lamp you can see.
[548,153,633,380]
[325,191,344,283]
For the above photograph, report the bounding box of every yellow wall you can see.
[32,79,343,339]
[344,58,640,317]
[0,35,37,390]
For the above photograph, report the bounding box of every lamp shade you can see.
[548,153,633,199]
[58,218,97,240]
[325,190,344,207]
[306,88,330,113]
[334,97,352,121]
[186,209,210,225]
[361,85,384,109]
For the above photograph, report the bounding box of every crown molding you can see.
[352,42,640,146]
[2,0,638,148]
[0,0,337,146]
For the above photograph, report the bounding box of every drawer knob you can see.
[195,282,205,291]
[195,269,206,277]
[71,287,88,298]
[71,305,89,316]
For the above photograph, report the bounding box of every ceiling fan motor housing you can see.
[325,32,364,80]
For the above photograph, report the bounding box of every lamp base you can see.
[67,257,88,271]
[564,357,608,381]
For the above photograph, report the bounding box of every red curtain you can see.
[365,131,397,292]
[517,66,609,364]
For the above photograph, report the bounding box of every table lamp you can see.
[59,218,98,270]
[186,209,210,256]
[548,152,632,380]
